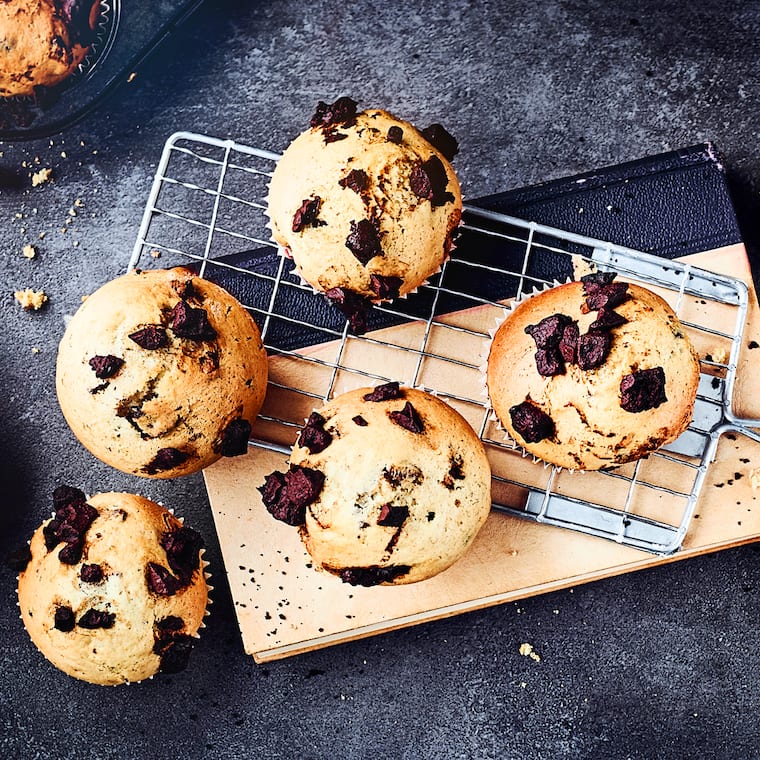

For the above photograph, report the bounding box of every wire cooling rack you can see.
[130,131,760,555]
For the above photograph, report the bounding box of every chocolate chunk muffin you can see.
[16,487,209,685]
[56,267,268,478]
[267,97,462,332]
[0,0,101,97]
[486,274,700,470]
[260,384,492,586]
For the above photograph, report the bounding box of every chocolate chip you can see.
[324,287,370,335]
[377,504,409,527]
[54,606,76,632]
[77,608,115,629]
[80,564,103,583]
[525,314,574,350]
[170,300,217,341]
[161,526,204,584]
[143,447,189,475]
[389,401,424,433]
[339,564,411,586]
[420,123,459,161]
[52,484,87,513]
[58,540,86,566]
[535,347,565,377]
[129,325,168,350]
[5,545,32,572]
[387,125,403,143]
[339,169,369,193]
[363,382,402,402]
[155,615,184,632]
[298,412,333,454]
[219,418,252,457]
[448,453,465,480]
[580,271,617,293]
[410,155,454,207]
[509,400,555,443]
[577,331,613,370]
[146,562,183,596]
[44,489,98,565]
[259,465,325,526]
[292,196,325,233]
[310,96,358,129]
[620,366,668,412]
[352,415,368,426]
[559,321,579,364]
[369,273,403,301]
[589,307,628,331]
[584,282,629,312]
[88,355,124,379]
[170,277,198,300]
[156,634,194,674]
[345,219,383,265]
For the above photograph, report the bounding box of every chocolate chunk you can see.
[77,608,115,629]
[155,615,184,632]
[386,125,403,144]
[170,300,217,341]
[88,355,124,379]
[5,544,32,572]
[161,526,204,584]
[129,325,168,350]
[369,273,403,301]
[170,277,198,300]
[589,307,628,331]
[339,564,411,587]
[420,123,459,161]
[363,382,402,402]
[377,504,409,527]
[298,412,333,454]
[143,447,189,475]
[577,331,613,370]
[339,169,369,193]
[525,314,574,349]
[292,196,324,233]
[58,540,86,566]
[509,400,555,444]
[535,347,565,377]
[324,129,349,143]
[54,605,76,632]
[259,465,325,526]
[52,484,87,513]
[580,271,616,294]
[448,453,465,481]
[345,219,383,265]
[410,155,454,207]
[584,282,629,312]
[44,489,98,565]
[219,418,252,457]
[156,634,194,674]
[324,287,370,335]
[146,562,183,596]
[620,367,668,413]
[559,321,579,364]
[310,96,358,129]
[389,401,424,433]
[80,564,103,583]
[352,415,368,426]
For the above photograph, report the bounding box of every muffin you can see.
[16,487,209,685]
[259,383,492,586]
[486,272,700,470]
[56,267,268,478]
[267,97,462,332]
[0,0,101,98]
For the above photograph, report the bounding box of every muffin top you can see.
[16,488,209,685]
[56,267,268,478]
[267,98,462,332]
[486,273,701,470]
[259,383,492,586]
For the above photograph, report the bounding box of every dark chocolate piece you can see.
[535,347,565,377]
[53,605,76,633]
[52,484,87,513]
[386,125,403,144]
[345,219,383,265]
[44,487,98,565]
[509,400,555,444]
[410,155,454,207]
[525,314,574,350]
[309,96,358,129]
[420,123,459,161]
[80,564,104,583]
[170,300,217,341]
[259,465,325,526]
[448,454,465,481]
[5,545,32,572]
[377,504,409,528]
[339,169,369,193]
[352,415,368,426]
[324,287,370,335]
[128,325,168,350]
[389,401,424,433]
[298,412,333,454]
[369,273,403,301]
[620,366,668,412]
[580,271,616,293]
[339,564,411,587]
[363,381,402,402]
[577,331,613,370]
[88,355,124,379]
[156,634,194,674]
[219,418,252,457]
[292,196,325,233]
[146,562,183,596]
[589,307,628,331]
[584,282,629,312]
[161,526,204,584]
[155,615,184,632]
[77,608,115,629]
[559,321,579,364]
[143,447,189,475]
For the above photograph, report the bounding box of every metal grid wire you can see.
[130,131,760,555]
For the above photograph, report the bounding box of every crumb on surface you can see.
[14,288,48,311]
[31,168,52,187]
[519,642,541,662]
[704,347,729,365]
[750,467,760,491]
[22,244,37,260]
[150,249,161,259]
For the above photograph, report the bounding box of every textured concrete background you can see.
[1,1,759,758]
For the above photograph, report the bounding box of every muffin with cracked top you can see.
[15,487,209,685]
[259,383,492,586]
[267,97,462,333]
[56,267,268,478]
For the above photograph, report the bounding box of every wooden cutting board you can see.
[204,244,760,663]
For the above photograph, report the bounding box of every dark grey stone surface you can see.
[1,1,758,758]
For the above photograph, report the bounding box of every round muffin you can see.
[259,383,492,586]
[56,267,268,478]
[16,487,209,685]
[486,272,700,470]
[0,0,101,98]
[267,97,462,331]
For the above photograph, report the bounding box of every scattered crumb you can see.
[704,347,729,365]
[519,642,541,662]
[74,198,83,207]
[61,151,67,159]
[80,294,89,302]
[31,168,52,187]
[150,249,161,259]
[31,347,40,354]
[520,682,527,689]
[750,468,760,491]
[22,244,37,260]
[38,232,46,239]
[14,288,48,310]
[127,72,137,83]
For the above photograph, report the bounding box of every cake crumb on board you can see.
[519,642,541,662]
[31,168,52,187]
[14,289,48,311]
